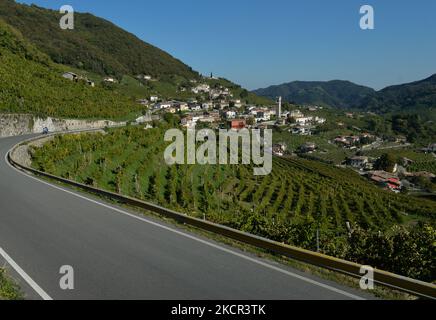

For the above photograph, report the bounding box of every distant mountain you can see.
[253,80,375,108]
[361,74,436,114]
[0,0,199,80]
[254,75,436,115]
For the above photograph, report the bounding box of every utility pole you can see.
[316,229,320,252]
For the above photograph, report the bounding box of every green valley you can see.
[30,124,436,282]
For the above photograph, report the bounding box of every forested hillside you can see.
[253,80,375,108]
[31,125,436,281]
[254,75,436,118]
[362,74,436,116]
[0,20,141,119]
[0,0,199,80]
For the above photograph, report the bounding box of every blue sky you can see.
[17,0,436,90]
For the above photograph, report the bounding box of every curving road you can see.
[0,134,371,300]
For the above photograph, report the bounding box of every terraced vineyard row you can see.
[31,125,436,281]
[409,160,436,175]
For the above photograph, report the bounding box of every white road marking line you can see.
[5,148,366,300]
[0,247,53,300]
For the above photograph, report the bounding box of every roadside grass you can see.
[0,268,22,300]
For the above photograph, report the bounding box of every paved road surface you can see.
[0,134,371,300]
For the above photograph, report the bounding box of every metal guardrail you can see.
[7,132,436,299]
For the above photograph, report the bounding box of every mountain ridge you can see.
[253,74,436,115]
[253,80,375,108]
[0,0,199,80]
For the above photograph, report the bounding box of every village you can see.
[61,71,436,196]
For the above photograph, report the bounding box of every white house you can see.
[314,117,326,124]
[190,105,202,111]
[62,72,78,81]
[192,84,210,94]
[177,103,189,112]
[225,111,237,119]
[150,96,159,103]
[349,156,369,169]
[155,102,173,110]
[232,99,243,108]
[103,77,116,83]
[255,111,270,122]
[295,117,313,126]
[289,110,304,118]
[291,127,311,135]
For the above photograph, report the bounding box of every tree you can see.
[374,153,397,173]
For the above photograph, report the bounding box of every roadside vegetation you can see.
[0,268,22,300]
[31,124,436,282]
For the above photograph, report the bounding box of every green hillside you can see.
[254,75,436,119]
[31,125,436,281]
[0,0,198,81]
[253,80,375,108]
[362,74,436,116]
[0,1,270,106]
[0,20,142,119]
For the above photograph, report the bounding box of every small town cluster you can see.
[61,71,436,195]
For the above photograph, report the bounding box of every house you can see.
[150,96,159,103]
[189,104,202,111]
[430,143,436,152]
[199,117,216,124]
[295,117,313,126]
[395,135,408,144]
[368,171,401,191]
[291,126,311,135]
[289,110,304,118]
[174,102,189,112]
[181,116,198,129]
[137,99,149,106]
[179,104,190,112]
[155,102,173,110]
[349,156,369,169]
[136,75,152,81]
[308,106,320,111]
[225,110,237,119]
[334,135,360,148]
[192,84,210,94]
[86,80,95,87]
[300,142,317,153]
[135,113,152,123]
[254,110,270,122]
[206,111,221,121]
[103,77,116,83]
[272,144,287,157]
[275,118,287,126]
[314,117,326,124]
[62,72,78,81]
[232,99,243,108]
[231,119,247,131]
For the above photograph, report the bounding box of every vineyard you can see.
[409,161,436,175]
[31,125,436,281]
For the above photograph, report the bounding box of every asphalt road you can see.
[0,134,371,300]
